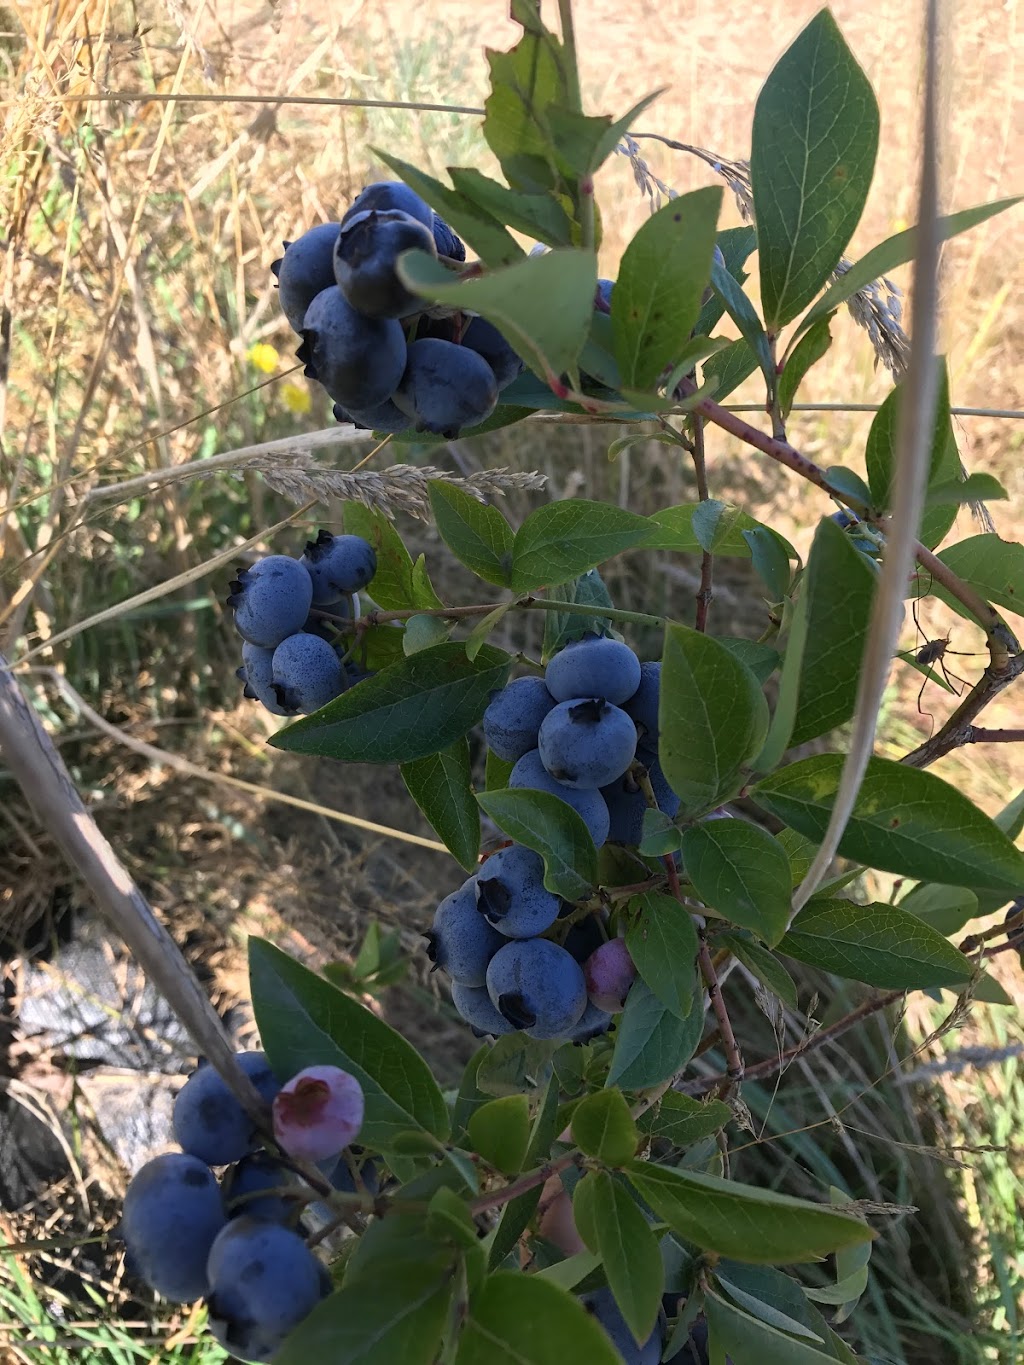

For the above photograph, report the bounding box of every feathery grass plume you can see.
[251,461,547,518]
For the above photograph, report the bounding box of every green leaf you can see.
[475,788,597,901]
[429,482,515,587]
[637,1092,732,1149]
[754,754,1024,892]
[455,1271,622,1365]
[544,92,663,181]
[607,980,704,1090]
[681,820,792,945]
[466,602,515,662]
[660,623,770,812]
[718,934,799,1010]
[929,534,1024,622]
[996,787,1024,841]
[709,256,773,384]
[344,503,441,609]
[272,643,511,763]
[701,337,761,403]
[925,472,1007,507]
[452,1046,491,1145]
[625,892,699,1018]
[448,166,573,246]
[714,1260,861,1360]
[398,248,597,384]
[249,938,449,1149]
[638,808,683,857]
[403,614,453,655]
[589,1171,665,1345]
[625,1162,874,1264]
[865,361,960,549]
[374,150,524,267]
[468,1095,531,1175]
[611,187,723,390]
[898,882,979,937]
[715,1277,825,1342]
[788,516,877,748]
[485,749,515,791]
[704,1287,840,1365]
[717,638,781,686]
[778,900,972,989]
[401,737,479,870]
[695,225,758,335]
[482,11,571,194]
[778,317,832,418]
[488,1077,561,1268]
[541,568,614,659]
[275,1246,452,1365]
[751,10,879,329]
[743,526,793,602]
[476,1032,557,1098]
[533,1249,603,1291]
[510,500,651,592]
[570,1089,639,1166]
[799,196,1023,336]
[644,502,778,558]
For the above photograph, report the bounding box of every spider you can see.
[910,597,981,732]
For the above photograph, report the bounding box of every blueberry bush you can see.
[42,3,1024,1361]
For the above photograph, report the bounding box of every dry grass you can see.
[0,0,1022,1360]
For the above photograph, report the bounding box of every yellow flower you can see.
[247,342,280,374]
[282,381,312,414]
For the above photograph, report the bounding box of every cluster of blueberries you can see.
[118,1052,374,1362]
[229,530,377,715]
[272,180,526,438]
[427,633,679,1041]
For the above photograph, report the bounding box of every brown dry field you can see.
[0,0,1022,1355]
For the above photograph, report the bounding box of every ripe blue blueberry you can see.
[344,180,433,230]
[239,642,289,716]
[508,749,610,847]
[486,937,588,1039]
[394,337,498,438]
[301,530,377,602]
[298,286,407,410]
[601,754,680,845]
[206,1217,330,1363]
[334,398,412,433]
[333,208,437,319]
[538,699,638,790]
[595,278,614,313]
[271,632,347,714]
[173,1052,280,1167]
[120,1152,226,1302]
[476,844,561,939]
[483,677,557,762]
[451,980,516,1037]
[227,556,313,649]
[623,661,661,747]
[425,878,505,985]
[222,1153,293,1224]
[581,1286,663,1364]
[271,223,341,334]
[432,214,466,261]
[461,317,524,390]
[545,634,642,705]
[564,999,614,1043]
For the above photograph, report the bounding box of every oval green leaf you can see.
[271,643,512,764]
[468,1095,531,1176]
[625,1161,874,1264]
[570,1088,639,1167]
[681,820,792,946]
[455,1271,622,1365]
[778,900,972,989]
[754,754,1024,893]
[510,499,651,592]
[607,980,704,1091]
[475,788,597,901]
[589,1171,665,1346]
[402,739,479,870]
[751,9,879,329]
[429,481,515,587]
[625,892,699,1018]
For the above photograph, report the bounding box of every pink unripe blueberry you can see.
[272,1065,364,1162]
[584,938,636,1013]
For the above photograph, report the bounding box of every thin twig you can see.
[901,652,1024,767]
[690,416,713,632]
[468,1151,580,1217]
